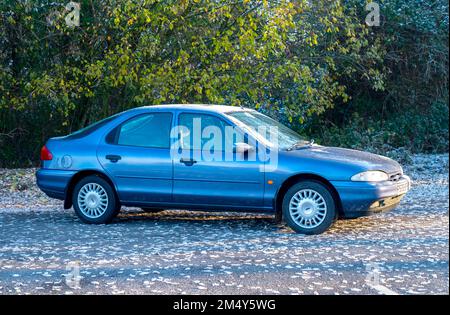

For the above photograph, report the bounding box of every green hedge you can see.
[0,0,448,167]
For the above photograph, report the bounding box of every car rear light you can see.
[40,145,53,160]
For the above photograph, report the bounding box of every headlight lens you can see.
[351,171,389,182]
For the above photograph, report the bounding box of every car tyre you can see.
[72,175,120,224]
[282,181,337,235]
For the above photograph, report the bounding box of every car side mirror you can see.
[233,142,254,153]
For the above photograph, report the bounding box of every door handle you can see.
[180,158,197,166]
[106,154,121,163]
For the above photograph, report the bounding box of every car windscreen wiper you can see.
[286,139,314,151]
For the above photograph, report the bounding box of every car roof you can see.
[130,104,253,114]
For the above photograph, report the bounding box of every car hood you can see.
[285,145,402,174]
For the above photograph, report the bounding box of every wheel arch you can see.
[274,173,343,222]
[64,169,119,209]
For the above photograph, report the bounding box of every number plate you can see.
[396,181,409,195]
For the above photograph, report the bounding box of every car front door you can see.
[172,111,265,209]
[97,111,173,204]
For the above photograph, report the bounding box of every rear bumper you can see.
[331,175,411,218]
[36,169,76,200]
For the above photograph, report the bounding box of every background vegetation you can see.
[0,0,448,167]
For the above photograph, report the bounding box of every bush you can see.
[0,0,448,167]
[308,100,449,159]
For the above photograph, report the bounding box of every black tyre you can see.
[72,175,120,224]
[141,208,164,213]
[282,181,337,235]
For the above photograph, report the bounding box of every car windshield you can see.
[227,111,309,149]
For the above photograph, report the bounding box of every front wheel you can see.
[282,181,337,235]
[72,175,120,224]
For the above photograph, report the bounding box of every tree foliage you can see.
[0,0,448,166]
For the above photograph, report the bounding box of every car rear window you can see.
[66,114,119,139]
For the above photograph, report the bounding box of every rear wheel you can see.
[282,181,337,235]
[72,175,120,224]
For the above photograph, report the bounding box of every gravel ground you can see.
[0,154,448,295]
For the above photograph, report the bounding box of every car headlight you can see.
[351,171,389,182]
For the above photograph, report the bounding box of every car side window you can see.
[178,113,243,152]
[114,113,172,148]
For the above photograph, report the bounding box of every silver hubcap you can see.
[77,183,108,218]
[289,189,327,229]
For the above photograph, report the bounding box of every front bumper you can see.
[331,175,411,218]
[36,169,76,200]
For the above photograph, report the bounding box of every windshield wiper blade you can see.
[286,141,307,151]
[286,139,314,151]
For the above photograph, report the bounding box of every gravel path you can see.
[0,154,448,295]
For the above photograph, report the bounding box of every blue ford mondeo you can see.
[36,104,411,234]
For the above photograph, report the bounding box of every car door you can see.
[172,111,265,208]
[97,111,173,204]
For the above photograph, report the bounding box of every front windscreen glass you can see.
[227,111,308,149]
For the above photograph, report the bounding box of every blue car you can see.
[36,104,411,234]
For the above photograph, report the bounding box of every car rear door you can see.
[97,111,173,204]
